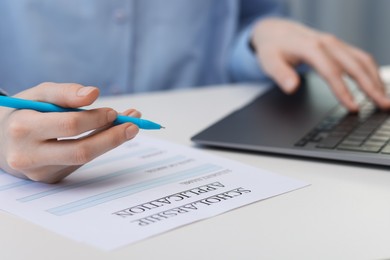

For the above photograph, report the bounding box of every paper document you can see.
[0,134,308,250]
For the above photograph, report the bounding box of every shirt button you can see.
[113,9,128,24]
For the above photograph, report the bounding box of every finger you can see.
[22,165,82,183]
[122,108,141,118]
[301,43,359,111]
[348,47,390,109]
[257,50,301,94]
[77,109,142,138]
[349,46,386,94]
[29,108,118,139]
[323,40,390,109]
[15,82,100,108]
[31,123,139,166]
[341,49,390,109]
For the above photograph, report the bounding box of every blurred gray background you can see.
[286,0,390,65]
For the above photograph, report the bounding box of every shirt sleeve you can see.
[229,0,287,83]
[0,88,8,96]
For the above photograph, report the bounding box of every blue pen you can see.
[0,95,163,130]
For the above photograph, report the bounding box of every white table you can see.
[2,71,390,260]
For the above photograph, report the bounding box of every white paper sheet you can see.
[0,134,308,250]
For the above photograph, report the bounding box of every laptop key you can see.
[367,136,389,142]
[345,134,366,142]
[364,140,387,147]
[316,136,344,149]
[337,144,382,153]
[381,145,390,154]
[339,139,362,146]
[295,139,308,147]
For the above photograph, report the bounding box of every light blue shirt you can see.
[0,0,284,96]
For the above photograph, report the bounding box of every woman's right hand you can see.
[0,82,140,183]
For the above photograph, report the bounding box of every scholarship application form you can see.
[0,134,308,251]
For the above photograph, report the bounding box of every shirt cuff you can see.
[0,88,8,96]
[229,22,270,83]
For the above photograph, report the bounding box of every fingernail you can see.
[77,86,95,97]
[126,125,138,139]
[350,102,359,112]
[283,78,296,92]
[129,110,139,117]
[107,110,117,122]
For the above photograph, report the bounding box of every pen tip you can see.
[160,126,166,129]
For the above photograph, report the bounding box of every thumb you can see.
[260,52,301,94]
[16,82,100,108]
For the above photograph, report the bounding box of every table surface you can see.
[2,70,390,260]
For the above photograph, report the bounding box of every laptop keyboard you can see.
[295,100,390,154]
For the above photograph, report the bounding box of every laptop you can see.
[191,73,390,166]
